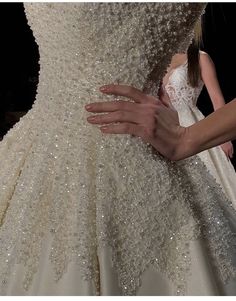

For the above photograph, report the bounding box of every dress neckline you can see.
[162,60,188,87]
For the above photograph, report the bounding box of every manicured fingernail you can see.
[100,86,109,92]
[87,116,96,122]
[85,105,92,111]
[100,126,108,132]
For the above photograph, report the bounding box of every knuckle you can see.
[147,104,159,116]
[117,111,124,119]
[145,115,156,130]
[145,127,155,139]
[150,116,157,128]
[142,105,158,118]
[124,123,132,132]
[96,115,102,123]
[123,123,129,131]
[123,102,132,111]
[114,111,121,120]
[116,101,124,110]
[126,86,134,95]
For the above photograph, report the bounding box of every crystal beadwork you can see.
[2,3,236,297]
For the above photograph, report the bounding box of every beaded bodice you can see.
[2,3,236,297]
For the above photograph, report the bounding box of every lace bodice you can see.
[165,62,204,110]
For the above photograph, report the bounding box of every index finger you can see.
[100,84,147,103]
[85,100,137,113]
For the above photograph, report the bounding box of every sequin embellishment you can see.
[2,3,236,297]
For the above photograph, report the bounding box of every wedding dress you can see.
[164,58,236,206]
[0,3,236,296]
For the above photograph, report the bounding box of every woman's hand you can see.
[85,84,187,161]
[220,141,234,159]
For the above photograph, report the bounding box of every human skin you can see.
[85,84,236,161]
[161,51,234,158]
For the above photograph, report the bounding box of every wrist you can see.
[171,126,195,161]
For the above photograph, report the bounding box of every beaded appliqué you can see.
[2,3,236,297]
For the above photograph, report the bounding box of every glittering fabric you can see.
[1,2,236,296]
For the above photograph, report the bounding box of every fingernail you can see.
[85,105,92,111]
[87,116,96,122]
[100,85,109,93]
[100,126,108,132]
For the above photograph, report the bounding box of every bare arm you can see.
[200,52,225,111]
[199,51,234,158]
[85,85,236,161]
[182,99,236,159]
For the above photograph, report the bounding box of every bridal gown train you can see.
[1,3,236,296]
[164,60,236,205]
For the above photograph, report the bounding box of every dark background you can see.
[199,3,236,168]
[0,3,235,167]
[0,3,39,136]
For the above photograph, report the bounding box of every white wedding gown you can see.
[1,3,236,296]
[164,60,236,206]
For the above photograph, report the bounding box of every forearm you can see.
[212,98,225,111]
[86,84,235,162]
[179,99,236,159]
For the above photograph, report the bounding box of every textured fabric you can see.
[165,61,236,207]
[1,2,236,296]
